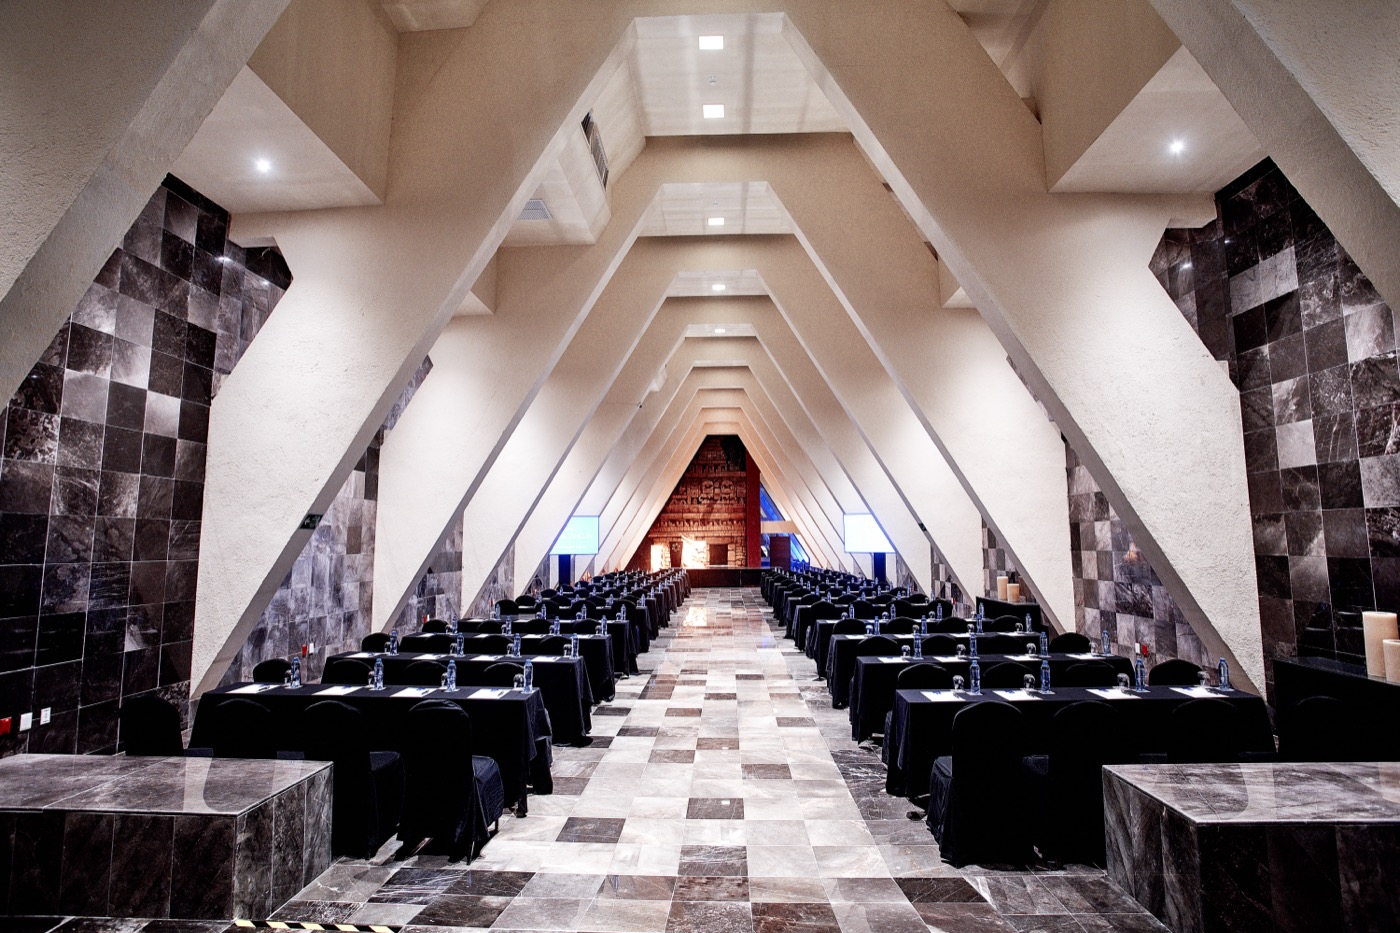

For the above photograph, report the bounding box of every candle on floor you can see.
[997,575,1009,601]
[1006,582,1021,603]
[1386,640,1400,683]
[1363,611,1398,677]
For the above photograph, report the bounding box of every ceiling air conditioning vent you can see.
[519,199,552,221]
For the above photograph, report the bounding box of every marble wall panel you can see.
[1154,158,1400,695]
[0,177,287,756]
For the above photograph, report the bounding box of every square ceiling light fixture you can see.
[698,35,724,50]
[702,104,725,119]
[708,217,725,227]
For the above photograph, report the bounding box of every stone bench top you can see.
[0,753,330,816]
[1105,761,1400,824]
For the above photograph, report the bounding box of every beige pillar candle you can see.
[1386,640,1400,683]
[1006,582,1021,603]
[997,575,1009,601]
[1363,611,1399,676]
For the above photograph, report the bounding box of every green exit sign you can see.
[300,513,322,530]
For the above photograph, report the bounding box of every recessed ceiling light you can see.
[1169,139,1185,155]
[254,157,272,173]
[702,104,725,120]
[715,327,727,333]
[708,217,725,227]
[712,283,726,292]
[698,35,724,50]
[1181,261,1193,270]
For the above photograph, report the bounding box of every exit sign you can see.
[300,514,322,530]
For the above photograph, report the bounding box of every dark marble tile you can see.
[742,763,791,780]
[1279,466,1320,511]
[1351,353,1400,409]
[109,813,173,918]
[673,875,748,901]
[267,900,360,924]
[412,893,514,926]
[1,512,51,563]
[679,844,748,877]
[1313,411,1357,464]
[595,873,675,900]
[651,748,696,763]
[9,810,65,913]
[0,615,39,673]
[911,903,1017,932]
[896,877,984,903]
[13,363,64,416]
[667,899,754,933]
[51,465,100,516]
[101,426,143,474]
[557,816,626,843]
[58,811,113,915]
[147,351,184,398]
[4,408,60,463]
[751,901,840,933]
[687,797,745,819]
[1366,507,1400,559]
[0,459,56,514]
[369,867,461,904]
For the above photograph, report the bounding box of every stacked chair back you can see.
[481,662,524,686]
[1281,696,1366,762]
[982,661,1033,688]
[252,658,292,683]
[401,633,453,654]
[854,635,901,657]
[119,694,184,756]
[929,702,1030,866]
[397,660,448,686]
[398,700,504,861]
[1148,658,1203,686]
[360,633,391,653]
[211,699,277,759]
[895,662,953,690]
[1060,661,1119,688]
[422,619,451,634]
[1167,698,1243,763]
[1048,632,1092,653]
[323,657,373,686]
[303,700,404,858]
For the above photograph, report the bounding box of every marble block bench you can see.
[1104,762,1400,933]
[0,754,332,920]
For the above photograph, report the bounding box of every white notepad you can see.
[994,689,1042,701]
[316,685,360,696]
[1068,653,1099,660]
[346,652,373,659]
[1171,686,1222,699]
[229,683,276,694]
[393,687,436,698]
[471,687,510,699]
[1088,688,1139,700]
[878,656,907,663]
[473,655,502,661]
[920,690,963,702]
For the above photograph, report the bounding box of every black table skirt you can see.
[436,633,616,702]
[470,617,638,676]
[846,652,1134,739]
[881,685,1274,799]
[332,650,593,744]
[191,683,552,811]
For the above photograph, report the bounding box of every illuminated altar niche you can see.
[651,543,671,572]
[681,536,709,569]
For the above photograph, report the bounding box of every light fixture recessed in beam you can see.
[699,35,724,50]
[715,327,727,333]
[1169,139,1185,155]
[712,283,726,292]
[702,104,725,120]
[708,217,725,227]
[254,157,272,174]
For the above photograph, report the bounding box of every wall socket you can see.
[19,712,32,731]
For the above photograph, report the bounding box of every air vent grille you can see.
[519,199,552,221]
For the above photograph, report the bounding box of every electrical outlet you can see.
[19,712,33,732]
[40,707,51,725]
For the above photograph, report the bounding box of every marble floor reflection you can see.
[31,588,1169,933]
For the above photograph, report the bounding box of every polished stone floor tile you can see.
[673,875,751,901]
[686,797,745,819]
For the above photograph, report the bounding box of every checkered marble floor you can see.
[33,589,1165,933]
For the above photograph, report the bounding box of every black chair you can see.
[562,619,599,635]
[977,634,1025,655]
[393,660,447,686]
[514,595,537,610]
[401,633,453,654]
[119,694,184,756]
[883,617,918,635]
[481,662,524,687]
[988,615,1024,633]
[252,658,292,684]
[927,702,1031,866]
[1166,698,1243,763]
[1060,660,1119,688]
[1049,632,1092,653]
[981,661,1032,688]
[854,635,901,657]
[935,618,971,634]
[893,597,927,617]
[811,600,842,621]
[302,700,405,858]
[1020,701,1133,864]
[476,634,512,654]
[209,699,278,759]
[534,635,570,655]
[361,632,391,653]
[895,662,953,690]
[833,619,867,635]
[514,619,553,635]
[423,619,452,634]
[1280,696,1366,762]
[921,634,958,656]
[495,599,519,616]
[540,588,557,599]
[475,620,507,633]
[398,700,506,861]
[851,600,879,620]
[323,657,373,686]
[1149,658,1203,686]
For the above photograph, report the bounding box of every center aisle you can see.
[278,588,1165,933]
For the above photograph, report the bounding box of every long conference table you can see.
[191,681,552,814]
[846,650,1136,739]
[330,649,594,745]
[880,684,1274,800]
[484,617,640,676]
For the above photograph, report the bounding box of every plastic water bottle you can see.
[968,657,982,695]
[1134,654,1148,692]
[551,619,561,635]
[969,633,979,659]
[289,656,301,688]
[1039,630,1049,657]
[1025,613,1033,634]
[935,604,944,622]
[388,630,399,656]
[1039,658,1052,694]
[1102,627,1112,657]
[511,634,522,657]
[1217,657,1233,691]
[372,657,385,690]
[503,619,512,636]
[445,658,457,691]
[454,632,465,657]
[976,604,984,625]
[523,659,535,692]
[596,621,606,636]
[920,616,929,635]
[570,633,580,658]
[620,603,629,621]
[873,618,882,635]
[912,637,923,660]
[492,604,500,620]
[536,603,545,618]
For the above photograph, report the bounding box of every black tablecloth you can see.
[449,632,615,701]
[191,682,552,812]
[881,684,1273,798]
[332,650,593,744]
[474,618,636,676]
[977,597,1042,630]
[846,651,1134,738]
